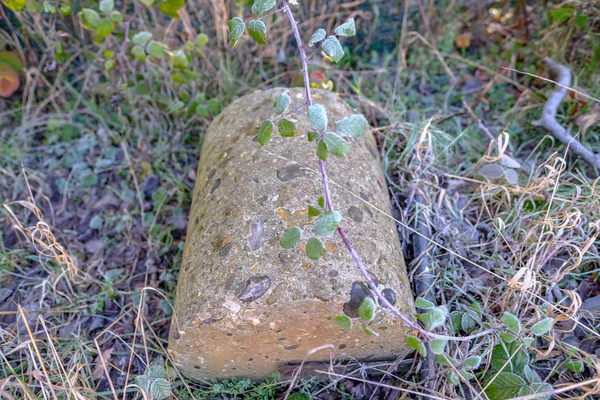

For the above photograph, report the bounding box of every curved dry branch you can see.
[533,57,600,171]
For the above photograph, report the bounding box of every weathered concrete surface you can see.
[168,88,415,380]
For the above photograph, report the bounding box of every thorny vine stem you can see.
[282,0,493,342]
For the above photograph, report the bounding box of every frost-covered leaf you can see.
[228,17,245,47]
[308,28,326,46]
[332,315,351,329]
[280,226,302,249]
[135,374,151,393]
[278,117,296,137]
[334,17,356,37]
[415,297,434,310]
[430,339,447,355]
[248,20,267,44]
[306,237,326,260]
[150,378,171,400]
[336,114,367,137]
[147,364,167,379]
[273,91,290,115]
[313,211,341,236]
[504,168,519,185]
[358,297,376,322]
[463,356,481,370]
[479,163,504,179]
[531,317,553,336]
[132,31,152,46]
[501,154,522,169]
[323,132,347,157]
[322,36,344,63]
[461,309,479,332]
[251,0,276,15]
[170,49,189,68]
[99,0,113,14]
[308,104,327,131]
[257,119,274,145]
[502,311,521,335]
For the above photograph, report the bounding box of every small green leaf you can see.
[323,132,347,157]
[531,317,553,336]
[44,1,56,13]
[524,365,541,383]
[322,36,344,63]
[415,297,434,310]
[364,327,379,336]
[406,335,421,350]
[280,227,302,249]
[251,0,276,15]
[317,196,325,208]
[196,33,209,47]
[461,371,475,381]
[147,364,167,379]
[332,315,351,329]
[3,0,25,11]
[313,210,341,236]
[418,307,446,330]
[308,205,321,218]
[158,0,184,17]
[306,237,326,260]
[527,382,553,400]
[140,0,156,7]
[317,140,328,160]
[135,374,151,393]
[334,17,356,37]
[461,309,479,332]
[95,19,114,38]
[450,311,462,332]
[248,20,267,44]
[307,131,319,142]
[273,91,290,115]
[207,98,220,114]
[146,41,165,58]
[99,0,113,14]
[502,312,521,335]
[500,332,516,344]
[429,339,447,355]
[522,337,534,348]
[131,45,146,62]
[436,353,455,366]
[308,28,326,46]
[575,12,589,29]
[565,359,584,373]
[81,9,100,29]
[257,119,274,145]
[104,59,116,71]
[308,104,328,132]
[463,356,481,370]
[447,371,460,385]
[228,17,245,47]
[484,372,526,400]
[59,5,71,15]
[278,117,296,137]
[170,49,189,69]
[109,10,123,22]
[336,114,368,137]
[133,31,152,46]
[150,378,171,400]
[358,297,376,322]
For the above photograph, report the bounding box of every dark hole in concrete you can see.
[248,358,254,361]
[348,206,363,223]
[382,288,397,306]
[276,164,306,182]
[193,365,201,369]
[210,178,222,194]
[207,169,216,180]
[343,281,373,318]
[339,344,347,350]
[219,242,233,257]
[285,344,300,350]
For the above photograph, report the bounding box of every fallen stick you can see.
[533,57,600,171]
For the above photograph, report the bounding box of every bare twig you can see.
[533,58,600,171]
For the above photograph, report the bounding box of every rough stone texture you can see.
[168,88,415,380]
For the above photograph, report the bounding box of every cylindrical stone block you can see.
[168,88,415,380]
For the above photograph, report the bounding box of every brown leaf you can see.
[455,32,472,49]
[92,346,114,380]
[0,63,19,98]
[576,105,600,134]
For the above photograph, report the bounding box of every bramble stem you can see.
[281,0,492,342]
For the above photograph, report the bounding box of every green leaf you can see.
[147,364,167,379]
[417,307,446,330]
[484,372,526,400]
[334,17,356,37]
[461,371,475,381]
[131,45,146,62]
[526,382,553,400]
[415,297,434,310]
[158,0,184,17]
[257,119,274,145]
[146,40,165,58]
[140,0,156,7]
[228,17,245,47]
[322,36,344,63]
[81,9,100,29]
[450,311,462,332]
[491,341,529,373]
[150,378,171,400]
[332,315,351,329]
[95,19,114,38]
[364,327,379,336]
[251,0,276,15]
[336,114,368,137]
[308,104,327,132]
[531,317,553,336]
[59,5,71,16]
[429,339,447,355]
[323,132,347,157]
[104,59,116,71]
[99,0,113,14]
[436,353,455,366]
[313,211,341,236]
[565,359,584,373]
[317,140,328,160]
[196,33,209,47]
[523,365,541,383]
[280,227,302,249]
[358,297,376,322]
[308,205,320,218]
[575,12,589,29]
[207,98,220,114]
[463,356,481,370]
[306,237,326,260]
[278,117,296,137]
[170,49,189,69]
[248,20,267,44]
[502,311,521,335]
[461,309,479,332]
[133,31,152,46]
[44,1,56,13]
[308,28,326,46]
[318,196,325,208]
[135,374,151,393]
[273,91,290,115]
[406,335,420,349]
[109,10,123,21]
[307,131,319,142]
[500,332,517,344]
[447,371,460,385]
[3,0,25,10]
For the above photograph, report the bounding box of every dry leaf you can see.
[576,105,600,134]
[479,163,504,179]
[455,32,472,49]
[0,63,19,98]
[91,346,114,380]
